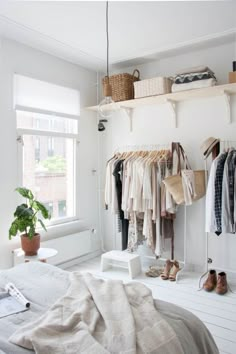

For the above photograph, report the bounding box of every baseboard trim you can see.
[57,249,102,269]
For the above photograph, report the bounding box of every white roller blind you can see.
[14,74,80,117]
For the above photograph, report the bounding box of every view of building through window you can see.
[17,111,76,221]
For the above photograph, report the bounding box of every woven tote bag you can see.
[163,143,206,205]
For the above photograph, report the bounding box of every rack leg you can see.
[176,266,185,283]
[171,232,174,261]
[176,205,187,283]
[198,270,208,290]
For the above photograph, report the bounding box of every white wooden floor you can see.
[66,256,236,354]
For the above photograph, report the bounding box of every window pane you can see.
[17,110,78,134]
[22,135,75,221]
[43,202,53,216]
[58,200,67,217]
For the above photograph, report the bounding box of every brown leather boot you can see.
[215,272,228,295]
[203,270,217,291]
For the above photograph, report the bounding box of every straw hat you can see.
[200,137,220,159]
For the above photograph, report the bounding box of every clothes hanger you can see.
[149,150,159,163]
[153,149,165,162]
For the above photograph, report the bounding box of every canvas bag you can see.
[163,143,206,205]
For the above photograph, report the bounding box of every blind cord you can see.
[106,1,109,78]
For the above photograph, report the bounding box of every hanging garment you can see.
[105,157,119,213]
[222,150,236,234]
[228,151,236,230]
[214,152,228,235]
[206,148,236,235]
[113,159,124,221]
[113,159,129,249]
[127,212,145,252]
[205,156,219,233]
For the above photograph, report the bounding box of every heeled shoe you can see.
[160,260,173,280]
[169,260,180,281]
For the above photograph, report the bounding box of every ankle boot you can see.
[203,269,217,291]
[215,272,228,295]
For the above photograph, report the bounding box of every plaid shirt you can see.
[214,152,228,234]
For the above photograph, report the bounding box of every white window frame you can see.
[16,104,80,228]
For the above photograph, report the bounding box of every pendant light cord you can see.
[106,1,109,78]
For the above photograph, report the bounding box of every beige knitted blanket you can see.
[10,272,184,354]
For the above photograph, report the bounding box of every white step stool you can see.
[101,250,142,279]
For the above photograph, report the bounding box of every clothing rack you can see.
[198,139,236,290]
[114,143,171,154]
[112,143,187,282]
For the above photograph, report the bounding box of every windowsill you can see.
[9,219,90,250]
[36,218,88,241]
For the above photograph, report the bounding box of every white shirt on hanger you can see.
[205,157,218,233]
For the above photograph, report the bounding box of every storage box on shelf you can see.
[103,69,140,102]
[134,77,172,99]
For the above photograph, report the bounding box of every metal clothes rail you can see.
[198,139,236,291]
[113,143,187,283]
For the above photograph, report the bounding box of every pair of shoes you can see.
[203,270,228,295]
[145,266,161,278]
[160,260,180,281]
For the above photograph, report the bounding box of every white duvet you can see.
[10,272,184,354]
[0,262,219,354]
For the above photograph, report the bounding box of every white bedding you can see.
[0,262,219,354]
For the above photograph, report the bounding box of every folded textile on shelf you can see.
[175,65,215,76]
[174,71,216,84]
[171,78,216,93]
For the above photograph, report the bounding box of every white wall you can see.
[0,39,100,269]
[99,40,236,272]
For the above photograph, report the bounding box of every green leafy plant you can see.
[9,187,51,240]
[38,155,66,173]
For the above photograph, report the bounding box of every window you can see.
[15,75,80,225]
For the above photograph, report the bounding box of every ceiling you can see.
[0,1,235,72]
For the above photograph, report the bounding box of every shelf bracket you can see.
[120,106,133,132]
[221,90,231,124]
[166,99,177,128]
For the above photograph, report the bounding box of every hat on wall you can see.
[200,137,220,159]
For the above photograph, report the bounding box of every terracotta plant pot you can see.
[21,233,40,256]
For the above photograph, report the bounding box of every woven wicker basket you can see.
[102,69,140,102]
[134,77,172,99]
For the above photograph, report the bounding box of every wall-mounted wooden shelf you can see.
[86,83,236,130]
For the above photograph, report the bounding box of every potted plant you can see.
[9,187,51,256]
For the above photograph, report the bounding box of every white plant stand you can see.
[13,247,58,266]
[101,250,142,279]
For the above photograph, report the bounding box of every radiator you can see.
[41,230,92,266]
[12,230,93,267]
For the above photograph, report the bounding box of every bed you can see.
[0,262,219,354]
